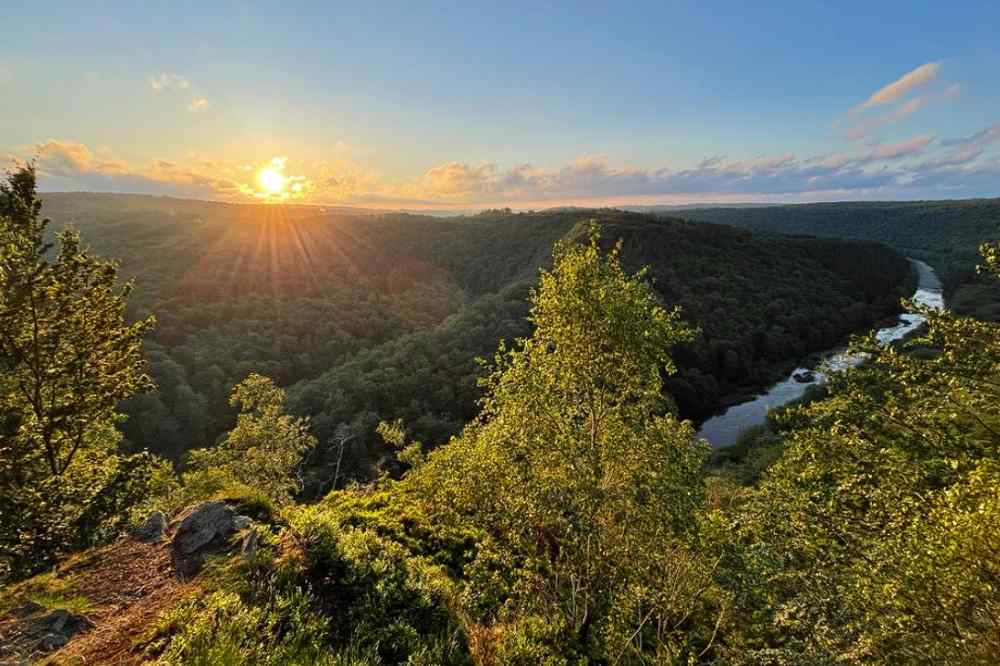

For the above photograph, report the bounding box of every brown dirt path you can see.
[0,538,201,665]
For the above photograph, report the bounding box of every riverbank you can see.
[696,258,943,448]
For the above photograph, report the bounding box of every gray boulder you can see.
[31,609,94,653]
[133,510,167,542]
[793,369,817,383]
[170,501,252,576]
[171,501,238,556]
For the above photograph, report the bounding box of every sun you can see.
[258,167,286,195]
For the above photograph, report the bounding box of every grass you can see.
[0,571,93,616]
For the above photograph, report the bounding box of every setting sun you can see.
[258,167,286,195]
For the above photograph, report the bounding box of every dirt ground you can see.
[0,538,201,665]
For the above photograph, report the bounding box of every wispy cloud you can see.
[857,61,941,110]
[27,139,240,198]
[941,121,1000,149]
[925,121,1000,168]
[20,120,1000,207]
[868,134,934,161]
[844,81,958,142]
[188,98,210,112]
[148,72,190,94]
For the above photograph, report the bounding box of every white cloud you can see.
[858,62,941,110]
[34,140,128,177]
[148,72,191,94]
[925,121,1000,168]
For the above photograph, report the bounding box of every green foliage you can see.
[0,571,91,616]
[677,199,1000,318]
[409,228,717,661]
[149,536,338,666]
[37,194,911,481]
[726,252,1000,663]
[0,165,164,581]
[153,588,334,666]
[288,510,470,664]
[186,374,316,506]
[0,167,155,477]
[14,187,997,662]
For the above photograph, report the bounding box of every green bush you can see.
[287,504,471,665]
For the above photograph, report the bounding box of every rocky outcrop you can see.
[169,501,252,574]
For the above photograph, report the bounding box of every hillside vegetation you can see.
[674,199,1000,319]
[3,167,1000,664]
[38,195,911,479]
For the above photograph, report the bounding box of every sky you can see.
[2,1,1000,209]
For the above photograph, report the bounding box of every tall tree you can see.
[0,163,158,580]
[411,225,714,660]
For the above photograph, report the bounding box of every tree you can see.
[187,373,316,505]
[0,163,159,580]
[733,245,1000,663]
[411,226,714,660]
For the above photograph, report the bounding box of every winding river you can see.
[696,259,945,448]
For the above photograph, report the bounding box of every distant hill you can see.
[671,199,1000,320]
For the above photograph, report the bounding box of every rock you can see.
[133,510,167,542]
[241,528,259,559]
[793,369,816,383]
[29,609,94,653]
[233,515,252,531]
[171,501,239,557]
[169,501,249,574]
[36,631,69,651]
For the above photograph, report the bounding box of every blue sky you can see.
[2,1,999,207]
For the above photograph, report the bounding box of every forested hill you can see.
[667,199,1000,320]
[10,169,1000,665]
[38,193,911,485]
[287,215,912,486]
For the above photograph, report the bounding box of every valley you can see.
[41,194,912,485]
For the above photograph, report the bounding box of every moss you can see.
[0,571,91,616]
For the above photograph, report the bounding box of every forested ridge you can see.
[4,167,1000,664]
[37,194,910,479]
[670,199,1000,319]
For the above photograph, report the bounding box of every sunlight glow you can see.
[243,157,309,201]
[258,167,286,194]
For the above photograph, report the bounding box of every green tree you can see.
[411,226,714,661]
[0,163,159,580]
[187,373,316,505]
[733,246,1000,663]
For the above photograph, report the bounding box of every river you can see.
[696,259,944,448]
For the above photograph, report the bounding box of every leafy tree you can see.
[187,373,316,505]
[0,164,158,581]
[730,245,1000,663]
[411,227,715,660]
